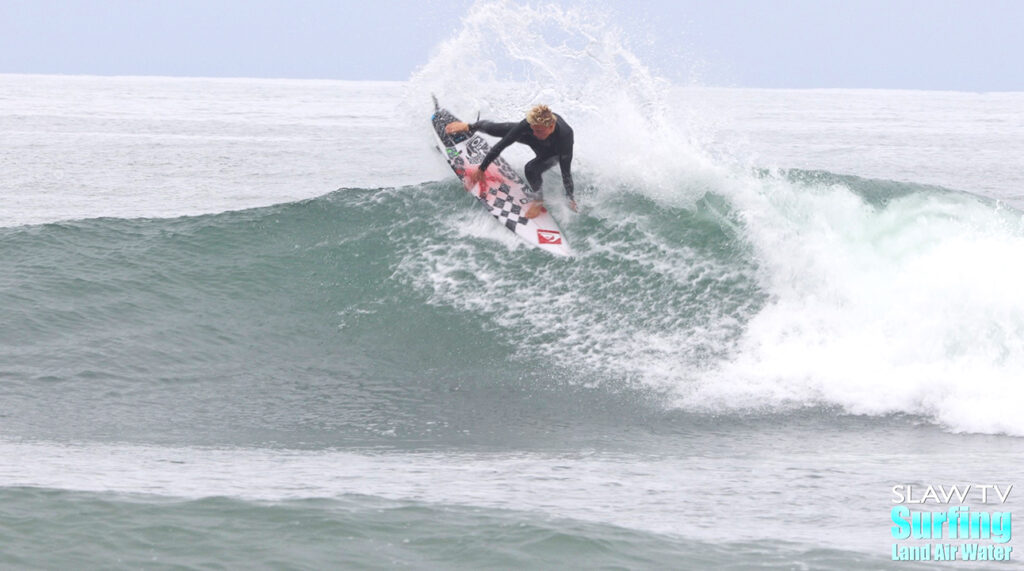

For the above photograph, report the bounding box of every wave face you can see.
[0,178,759,448]
[3,168,1024,440]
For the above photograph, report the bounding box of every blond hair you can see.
[526,105,556,127]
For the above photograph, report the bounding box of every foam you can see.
[696,175,1024,435]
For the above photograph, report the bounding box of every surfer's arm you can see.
[560,156,577,211]
[444,120,516,136]
[558,153,574,198]
[477,121,528,171]
[558,130,575,205]
[470,120,518,138]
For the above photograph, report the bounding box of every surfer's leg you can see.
[524,155,559,199]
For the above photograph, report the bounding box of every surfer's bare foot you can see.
[445,121,470,134]
[524,202,547,219]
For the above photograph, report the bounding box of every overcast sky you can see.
[2,0,1021,91]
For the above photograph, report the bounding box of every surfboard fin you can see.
[431,94,439,112]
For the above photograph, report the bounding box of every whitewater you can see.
[2,3,1023,569]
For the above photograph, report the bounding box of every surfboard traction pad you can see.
[431,107,568,251]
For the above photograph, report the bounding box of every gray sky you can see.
[2,0,1021,91]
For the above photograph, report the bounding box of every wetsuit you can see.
[469,115,574,200]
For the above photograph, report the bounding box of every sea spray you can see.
[407,0,723,203]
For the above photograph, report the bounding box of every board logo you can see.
[537,229,562,245]
[466,137,487,158]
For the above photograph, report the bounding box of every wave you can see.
[3,2,1023,438]
[2,166,1023,437]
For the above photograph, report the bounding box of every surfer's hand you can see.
[465,168,488,198]
[568,199,578,212]
[469,168,487,184]
[445,121,470,134]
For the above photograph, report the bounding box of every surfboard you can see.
[430,97,572,256]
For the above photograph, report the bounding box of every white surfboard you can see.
[431,98,572,256]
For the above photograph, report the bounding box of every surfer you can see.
[445,105,577,213]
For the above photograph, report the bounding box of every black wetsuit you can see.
[469,115,575,200]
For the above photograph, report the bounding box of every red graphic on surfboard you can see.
[461,165,504,199]
[537,229,562,245]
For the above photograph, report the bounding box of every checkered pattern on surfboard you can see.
[482,183,532,232]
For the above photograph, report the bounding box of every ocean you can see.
[3,5,1023,569]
